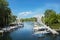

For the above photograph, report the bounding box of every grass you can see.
[50,23,60,29]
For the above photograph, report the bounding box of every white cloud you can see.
[17,11,32,18]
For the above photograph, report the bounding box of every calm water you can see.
[0,22,60,40]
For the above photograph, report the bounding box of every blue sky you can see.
[8,0,60,18]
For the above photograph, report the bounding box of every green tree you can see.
[56,14,60,23]
[12,15,17,22]
[0,0,9,27]
[0,0,17,28]
[44,9,57,26]
[44,9,56,18]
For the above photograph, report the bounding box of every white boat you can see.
[33,24,50,37]
[17,22,24,27]
[34,26,50,33]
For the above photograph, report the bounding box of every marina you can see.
[32,16,59,37]
[33,23,59,36]
[0,22,24,36]
[0,22,60,40]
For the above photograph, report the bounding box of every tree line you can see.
[0,0,17,28]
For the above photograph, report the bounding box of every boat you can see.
[17,22,24,27]
[33,24,50,37]
[33,26,50,33]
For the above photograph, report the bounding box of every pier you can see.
[0,22,24,36]
[0,26,17,36]
[33,23,59,35]
[33,16,59,35]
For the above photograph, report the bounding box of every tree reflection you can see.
[0,32,12,40]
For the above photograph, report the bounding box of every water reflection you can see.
[9,22,38,40]
[38,33,60,40]
[0,22,60,40]
[0,32,12,40]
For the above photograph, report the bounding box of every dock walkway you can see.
[33,16,59,35]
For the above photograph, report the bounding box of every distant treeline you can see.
[20,17,37,22]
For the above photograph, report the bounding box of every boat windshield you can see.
[38,29,45,31]
[38,28,47,31]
